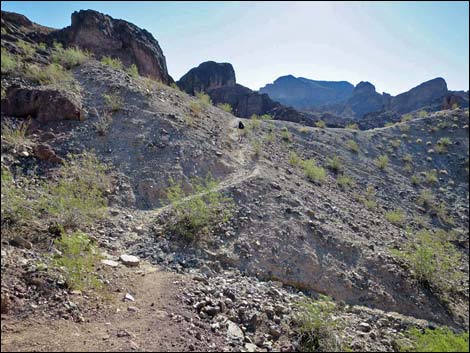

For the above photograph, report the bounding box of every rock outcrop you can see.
[178,61,236,95]
[259,75,354,109]
[51,10,172,83]
[390,77,448,113]
[340,81,391,119]
[1,87,84,123]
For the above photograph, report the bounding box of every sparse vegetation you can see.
[400,114,412,123]
[385,209,406,227]
[346,139,359,153]
[395,326,469,352]
[101,55,124,70]
[1,120,31,149]
[53,231,103,290]
[326,155,343,173]
[289,151,301,166]
[126,64,139,78]
[424,170,438,185]
[52,44,90,69]
[292,295,344,352]
[375,155,389,170]
[337,174,355,189]
[345,123,358,130]
[217,102,232,113]
[189,101,202,115]
[301,159,326,183]
[1,48,18,73]
[165,173,234,241]
[17,40,36,57]
[392,230,464,291]
[315,120,326,128]
[93,109,113,136]
[25,63,73,85]
[103,93,123,112]
[196,91,212,106]
[281,127,291,142]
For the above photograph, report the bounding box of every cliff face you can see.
[51,10,173,83]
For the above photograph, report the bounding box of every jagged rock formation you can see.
[259,75,354,109]
[51,10,173,83]
[342,81,391,118]
[177,61,312,124]
[177,61,236,95]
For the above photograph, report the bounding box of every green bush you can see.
[103,93,123,112]
[25,63,73,85]
[252,139,262,157]
[337,174,355,189]
[411,175,420,186]
[289,151,301,166]
[315,120,326,128]
[281,127,291,142]
[196,91,212,106]
[52,44,90,69]
[385,209,406,227]
[345,123,358,130]
[1,48,18,73]
[101,56,123,70]
[1,120,31,149]
[38,153,111,228]
[396,327,469,352]
[292,295,344,352]
[126,64,139,78]
[301,159,326,183]
[346,139,359,153]
[189,101,202,115]
[217,102,232,113]
[260,114,272,120]
[165,173,234,241]
[418,110,428,118]
[375,155,389,170]
[17,40,36,57]
[392,230,465,291]
[417,189,435,209]
[53,231,102,290]
[326,155,343,173]
[401,114,413,123]
[424,170,438,185]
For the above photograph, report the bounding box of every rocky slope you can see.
[1,9,469,352]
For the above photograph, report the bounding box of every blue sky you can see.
[2,1,468,95]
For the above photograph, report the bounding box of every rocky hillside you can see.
[1,9,469,353]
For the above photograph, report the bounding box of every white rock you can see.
[101,259,120,267]
[120,254,140,267]
[227,320,244,339]
[124,293,135,302]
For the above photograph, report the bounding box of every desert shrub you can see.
[252,139,262,157]
[337,174,355,189]
[346,139,359,153]
[418,110,428,118]
[417,189,435,209]
[435,144,446,154]
[432,202,455,226]
[392,230,464,291]
[260,114,272,120]
[302,159,326,183]
[281,127,291,142]
[385,122,395,127]
[289,151,301,166]
[196,91,212,106]
[403,163,413,173]
[170,82,180,91]
[298,126,309,133]
[326,155,343,173]
[217,102,232,113]
[25,63,73,85]
[38,152,111,228]
[411,175,420,186]
[52,45,90,69]
[292,295,344,352]
[401,114,413,123]
[101,56,123,70]
[315,120,326,128]
[1,48,18,73]
[1,119,31,149]
[93,110,113,136]
[437,137,452,147]
[53,231,102,290]
[189,101,202,115]
[103,93,123,112]
[165,173,234,241]
[391,139,401,149]
[385,209,406,227]
[1,167,35,227]
[399,124,410,133]
[126,64,139,78]
[345,123,359,130]
[424,170,438,185]
[403,154,413,163]
[17,40,36,57]
[375,155,389,170]
[396,327,469,352]
[263,130,275,143]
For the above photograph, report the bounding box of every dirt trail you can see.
[1,264,224,352]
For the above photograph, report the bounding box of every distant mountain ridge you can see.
[259,75,354,108]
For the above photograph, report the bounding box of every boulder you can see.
[1,87,83,123]
[51,10,172,83]
[120,254,140,267]
[34,144,64,164]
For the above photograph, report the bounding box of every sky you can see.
[1,1,468,95]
